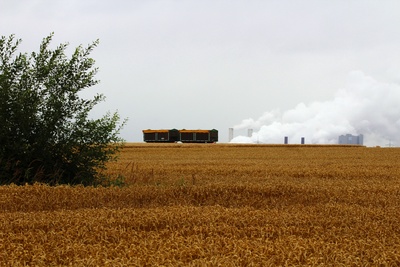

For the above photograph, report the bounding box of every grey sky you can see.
[2,0,400,143]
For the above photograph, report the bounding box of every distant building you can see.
[338,134,364,145]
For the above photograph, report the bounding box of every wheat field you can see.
[1,144,400,266]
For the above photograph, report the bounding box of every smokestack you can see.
[247,129,253,137]
[301,137,305,144]
[229,128,234,142]
[284,136,289,144]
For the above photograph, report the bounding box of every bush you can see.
[0,33,126,185]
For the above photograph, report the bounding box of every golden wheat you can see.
[1,144,400,266]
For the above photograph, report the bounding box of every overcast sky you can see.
[2,0,400,144]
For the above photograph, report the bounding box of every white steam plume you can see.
[231,71,400,146]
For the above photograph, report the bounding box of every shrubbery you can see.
[0,34,125,185]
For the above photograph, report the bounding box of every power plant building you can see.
[338,134,364,145]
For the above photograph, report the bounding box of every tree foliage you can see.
[0,33,125,185]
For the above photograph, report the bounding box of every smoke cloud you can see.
[231,71,400,146]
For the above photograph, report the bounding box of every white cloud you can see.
[232,71,400,146]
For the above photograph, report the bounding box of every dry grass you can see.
[1,144,400,266]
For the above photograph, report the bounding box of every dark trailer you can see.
[179,129,218,143]
[142,129,180,143]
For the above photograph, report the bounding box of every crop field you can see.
[1,144,400,266]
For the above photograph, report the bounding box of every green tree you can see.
[0,33,126,185]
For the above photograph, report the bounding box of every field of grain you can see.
[1,144,400,266]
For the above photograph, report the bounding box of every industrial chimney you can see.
[284,136,289,144]
[229,128,234,142]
